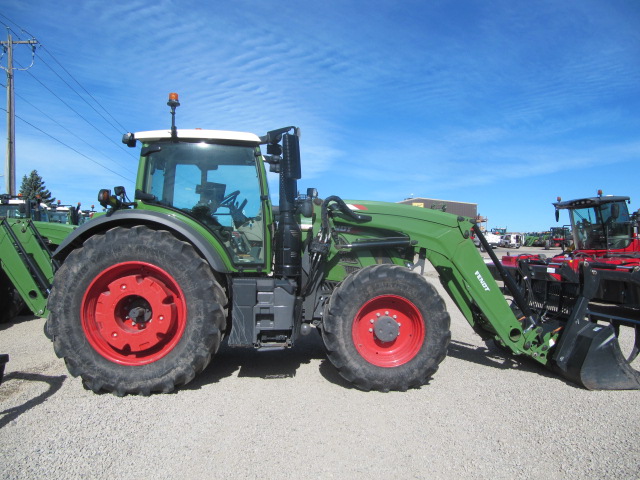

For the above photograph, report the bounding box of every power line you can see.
[35,52,125,135]
[0,13,129,133]
[0,23,23,41]
[0,14,25,36]
[13,89,137,176]
[37,46,128,132]
[1,14,136,173]
[1,14,129,133]
[1,106,133,183]
[17,60,139,161]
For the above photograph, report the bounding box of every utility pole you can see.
[1,31,37,195]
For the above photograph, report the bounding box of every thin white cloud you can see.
[1,0,638,231]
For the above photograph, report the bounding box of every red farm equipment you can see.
[488,191,640,388]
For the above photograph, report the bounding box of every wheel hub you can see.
[81,262,187,365]
[373,315,400,342]
[124,296,152,326]
[353,295,425,367]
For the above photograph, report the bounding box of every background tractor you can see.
[1,95,639,395]
[47,200,81,225]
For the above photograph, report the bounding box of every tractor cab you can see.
[125,129,270,268]
[554,192,638,255]
[48,200,81,225]
[0,194,50,222]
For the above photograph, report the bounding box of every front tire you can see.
[47,226,227,395]
[322,264,451,392]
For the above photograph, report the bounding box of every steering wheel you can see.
[220,190,250,227]
[220,190,240,208]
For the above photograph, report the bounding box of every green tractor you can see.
[2,94,639,394]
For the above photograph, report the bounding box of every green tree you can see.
[19,170,56,205]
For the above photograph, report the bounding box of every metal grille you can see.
[529,280,579,317]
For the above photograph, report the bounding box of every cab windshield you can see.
[569,201,632,251]
[143,141,266,266]
[49,210,70,224]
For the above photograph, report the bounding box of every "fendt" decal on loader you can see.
[475,270,490,291]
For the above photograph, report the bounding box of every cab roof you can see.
[554,195,630,210]
[133,129,262,145]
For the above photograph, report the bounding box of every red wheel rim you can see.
[352,295,425,367]
[81,262,187,366]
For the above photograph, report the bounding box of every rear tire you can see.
[47,226,227,395]
[322,264,451,391]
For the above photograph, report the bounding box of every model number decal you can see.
[475,271,491,292]
[333,226,361,233]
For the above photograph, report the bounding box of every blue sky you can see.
[1,0,638,231]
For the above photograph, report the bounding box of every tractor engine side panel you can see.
[228,277,297,347]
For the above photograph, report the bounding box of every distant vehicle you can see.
[549,226,571,248]
[499,233,523,248]
[474,230,500,250]
[47,201,80,225]
[77,205,97,225]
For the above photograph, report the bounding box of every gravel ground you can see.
[1,247,639,479]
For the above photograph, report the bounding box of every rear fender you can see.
[52,209,231,273]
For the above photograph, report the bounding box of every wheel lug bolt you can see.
[368,328,373,333]
[376,313,381,317]
[393,315,397,319]
[370,319,374,324]
[385,311,389,315]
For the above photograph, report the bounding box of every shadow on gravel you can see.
[186,337,565,392]
[318,359,356,389]
[0,372,66,429]
[184,331,329,391]
[0,314,40,333]
[448,339,562,382]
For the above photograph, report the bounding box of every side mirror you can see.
[555,209,559,222]
[122,133,136,147]
[282,133,301,180]
[69,207,79,226]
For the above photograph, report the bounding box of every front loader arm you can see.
[0,219,74,317]
[324,200,555,364]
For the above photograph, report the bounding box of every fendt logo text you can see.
[475,271,490,292]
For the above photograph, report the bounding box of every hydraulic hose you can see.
[320,196,371,231]
[472,223,539,330]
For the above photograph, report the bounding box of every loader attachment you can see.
[554,321,640,389]
[552,264,640,390]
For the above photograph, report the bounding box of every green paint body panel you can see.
[0,219,75,316]
[135,203,240,272]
